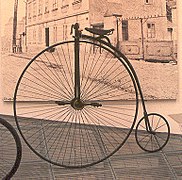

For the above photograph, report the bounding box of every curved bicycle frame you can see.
[77,29,151,132]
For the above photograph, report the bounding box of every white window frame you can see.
[33,28,37,44]
[63,24,68,41]
[53,26,58,43]
[147,23,155,38]
[28,3,32,19]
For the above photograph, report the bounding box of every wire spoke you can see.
[136,114,170,152]
[14,40,138,167]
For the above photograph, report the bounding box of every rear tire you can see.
[135,113,170,152]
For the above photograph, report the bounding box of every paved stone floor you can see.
[0,114,182,180]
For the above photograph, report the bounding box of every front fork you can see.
[69,23,102,109]
[131,61,153,134]
[143,111,154,133]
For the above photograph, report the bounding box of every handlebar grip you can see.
[70,23,80,35]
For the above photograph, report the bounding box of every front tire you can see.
[14,39,138,168]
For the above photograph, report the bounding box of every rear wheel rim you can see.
[135,113,170,152]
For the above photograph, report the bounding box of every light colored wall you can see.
[105,0,172,42]
[2,18,25,52]
[27,0,89,26]
[118,0,166,18]
[27,13,90,52]
[26,0,90,52]
[89,0,108,25]
[5,18,25,39]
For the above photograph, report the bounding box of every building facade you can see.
[1,17,25,53]
[104,0,177,60]
[25,0,177,60]
[26,0,90,52]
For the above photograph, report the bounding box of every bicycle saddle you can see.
[85,27,114,36]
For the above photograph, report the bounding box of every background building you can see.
[26,0,90,52]
[104,0,177,60]
[25,0,177,61]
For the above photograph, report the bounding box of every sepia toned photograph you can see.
[1,0,178,101]
[1,0,182,179]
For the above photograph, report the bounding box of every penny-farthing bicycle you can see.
[0,118,22,179]
[13,23,170,168]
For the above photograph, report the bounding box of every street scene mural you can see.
[1,0,178,100]
[0,1,181,179]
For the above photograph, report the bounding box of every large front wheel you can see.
[14,39,138,168]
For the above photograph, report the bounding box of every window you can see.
[166,4,172,22]
[147,23,155,38]
[72,0,82,9]
[53,0,58,10]
[38,0,43,15]
[145,0,153,4]
[72,0,82,5]
[33,1,37,17]
[53,26,57,43]
[167,28,173,40]
[28,3,32,19]
[63,24,68,40]
[61,0,69,12]
[45,0,49,13]
[38,26,42,43]
[45,27,49,46]
[33,29,36,44]
[167,28,173,32]
[122,20,129,41]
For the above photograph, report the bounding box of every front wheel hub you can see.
[71,98,84,110]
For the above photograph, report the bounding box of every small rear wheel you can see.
[135,113,170,153]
